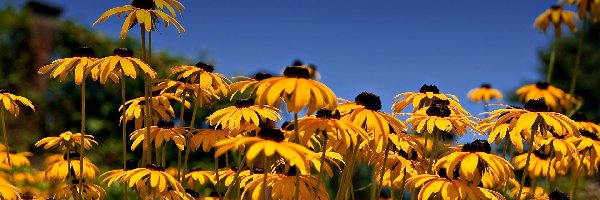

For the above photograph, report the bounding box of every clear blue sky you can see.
[11,0,564,127]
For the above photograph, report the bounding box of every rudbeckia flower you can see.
[571,112,600,135]
[467,83,503,102]
[0,151,32,167]
[509,178,547,200]
[121,93,187,129]
[374,149,427,190]
[0,182,21,200]
[296,109,368,151]
[406,99,477,137]
[152,78,219,105]
[534,134,578,161]
[130,120,187,151]
[0,90,35,117]
[87,48,157,84]
[515,82,574,113]
[568,0,600,22]
[392,84,466,114]
[406,168,489,199]
[45,152,99,182]
[35,131,97,150]
[38,47,97,85]
[100,159,138,186]
[184,167,216,187]
[214,128,314,174]
[514,150,559,180]
[163,188,196,200]
[169,62,231,97]
[290,60,321,80]
[533,190,570,200]
[229,72,273,100]
[434,140,514,185]
[55,180,106,200]
[338,92,406,148]
[206,98,282,132]
[94,0,185,39]
[534,5,578,37]
[254,65,337,115]
[306,148,344,178]
[189,125,237,153]
[361,130,425,162]
[154,0,184,17]
[240,170,328,200]
[121,164,184,193]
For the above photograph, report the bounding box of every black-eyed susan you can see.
[338,92,406,148]
[514,150,558,180]
[567,130,600,171]
[0,182,21,200]
[34,131,97,151]
[88,48,156,84]
[509,178,547,200]
[122,164,184,194]
[214,128,313,174]
[571,112,600,135]
[0,90,35,117]
[163,187,195,200]
[254,65,337,115]
[241,170,328,200]
[306,148,344,178]
[217,167,238,187]
[467,83,503,103]
[535,134,579,161]
[392,84,467,114]
[374,149,427,190]
[515,82,573,113]
[122,93,186,129]
[55,180,106,200]
[100,159,139,188]
[206,98,281,132]
[184,167,215,188]
[45,152,99,182]
[189,125,237,153]
[533,190,570,200]
[296,109,369,151]
[568,0,600,22]
[154,0,184,17]
[38,47,97,85]
[229,72,273,100]
[406,99,476,137]
[130,120,187,151]
[534,5,578,37]
[152,78,219,105]
[290,60,320,80]
[405,168,488,199]
[434,140,514,185]
[94,0,184,39]
[0,151,32,168]
[169,62,231,96]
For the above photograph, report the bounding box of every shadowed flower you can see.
[406,99,477,137]
[568,0,600,22]
[93,0,184,39]
[467,83,503,102]
[184,167,216,187]
[392,84,467,115]
[509,178,547,200]
[122,164,184,193]
[152,78,220,107]
[45,152,99,181]
[406,168,489,199]
[121,93,188,129]
[0,182,21,200]
[534,5,578,37]
[515,82,575,113]
[100,159,139,187]
[130,120,187,151]
[35,131,97,151]
[189,125,238,152]
[254,66,337,115]
[87,48,156,84]
[38,47,97,85]
[229,72,273,99]
[206,98,282,132]
[0,151,32,167]
[514,150,560,180]
[0,90,35,117]
[55,180,106,200]
[240,170,328,200]
[169,62,231,96]
[296,109,368,151]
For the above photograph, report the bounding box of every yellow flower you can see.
[467,83,503,102]
[392,84,466,114]
[254,66,337,115]
[214,128,314,174]
[184,167,216,187]
[515,82,573,113]
[374,150,427,190]
[122,93,187,129]
[169,62,231,97]
[568,0,600,22]
[361,131,425,162]
[87,48,156,84]
[406,169,489,199]
[338,92,406,148]
[121,164,184,193]
[189,126,237,153]
[514,150,559,180]
[55,180,106,200]
[229,72,273,99]
[0,90,35,117]
[44,152,99,182]
[94,0,184,39]
[154,0,184,17]
[241,171,328,200]
[38,47,97,85]
[35,131,97,151]
[534,5,578,37]
[434,140,514,186]
[571,111,600,135]
[535,135,578,161]
[296,109,368,151]
[0,182,20,200]
[100,159,139,186]
[0,151,32,167]
[163,188,196,200]
[532,190,571,200]
[509,178,546,200]
[130,120,187,151]
[306,148,344,178]
[152,78,219,106]
[206,98,282,132]
[405,99,476,136]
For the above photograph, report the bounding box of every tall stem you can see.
[427,130,439,174]
[570,148,588,198]
[375,143,391,199]
[546,41,557,83]
[314,135,328,200]
[215,155,221,198]
[121,71,127,169]
[399,168,407,200]
[516,123,538,200]
[335,145,359,200]
[293,112,301,199]
[262,154,269,199]
[0,109,12,180]
[569,16,587,98]
[78,80,86,197]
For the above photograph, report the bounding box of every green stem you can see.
[0,109,12,181]
[314,135,328,200]
[427,130,439,174]
[79,79,86,198]
[516,123,538,200]
[569,16,587,98]
[375,143,391,199]
[335,145,358,200]
[177,91,186,181]
[183,87,201,178]
[399,168,407,200]
[570,149,587,198]
[215,155,221,198]
[546,40,557,83]
[293,112,300,200]
[121,71,127,169]
[262,154,269,199]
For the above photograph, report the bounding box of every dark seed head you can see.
[126,159,138,170]
[480,83,491,89]
[253,72,272,81]
[281,121,294,131]
[189,167,202,172]
[380,187,392,199]
[253,167,265,174]
[230,166,239,171]
[146,163,165,171]
[63,151,81,160]
[355,92,382,111]
[195,61,214,72]
[21,194,35,200]
[550,5,562,10]
[524,98,549,112]
[235,98,255,108]
[283,66,310,79]
[292,59,304,66]
[462,140,491,154]
[257,128,285,142]
[285,166,298,176]
[581,130,599,141]
[570,111,588,122]
[535,81,550,90]
[315,109,341,120]
[131,0,156,9]
[185,189,200,198]
[113,48,133,57]
[533,150,550,160]
[73,46,95,58]
[208,192,222,197]
[426,100,451,117]
[0,89,7,94]
[157,120,175,129]
[437,168,458,179]
[419,84,440,94]
[71,179,85,185]
[398,148,418,160]
[549,190,570,200]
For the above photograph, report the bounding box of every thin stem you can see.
[427,130,439,174]
[516,123,538,200]
[177,91,186,181]
[161,145,166,167]
[0,109,12,180]
[375,143,391,199]
[570,149,588,198]
[121,71,127,169]
[183,87,201,177]
[335,145,359,200]
[569,16,587,98]
[79,79,86,197]
[215,155,221,198]
[399,168,407,200]
[546,40,557,83]
[293,112,300,200]
[262,154,269,199]
[314,135,328,200]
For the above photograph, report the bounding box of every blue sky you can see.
[11,0,564,136]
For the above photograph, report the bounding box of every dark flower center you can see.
[281,121,294,131]
[230,166,239,171]
[292,59,304,66]
[63,151,81,160]
[535,81,549,90]
[235,98,255,108]
[283,66,310,79]
[570,111,588,122]
[253,72,273,81]
[461,140,491,154]
[419,84,440,94]
[185,189,200,198]
[113,48,134,57]
[146,163,166,171]
[126,159,138,170]
[285,166,298,176]
[437,168,459,179]
[524,98,549,112]
[73,46,96,58]
[131,0,156,9]
[426,100,451,117]
[533,150,550,159]
[195,61,215,72]
[550,5,562,10]
[209,192,223,198]
[380,187,392,198]
[480,83,491,89]
[257,128,285,142]
[189,167,203,172]
[581,130,599,141]
[176,76,192,84]
[549,190,570,200]
[253,167,265,174]
[71,179,85,185]
[355,92,382,111]
[0,89,7,94]
[21,194,35,200]
[398,149,418,160]
[157,120,175,129]
[316,109,341,120]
